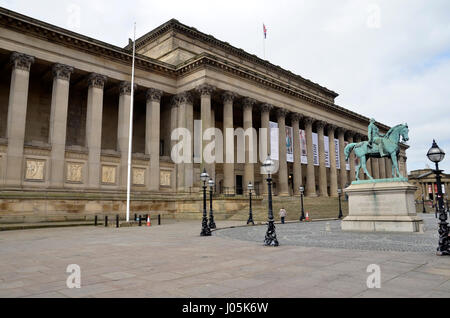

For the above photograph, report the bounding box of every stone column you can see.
[5,52,34,187]
[337,128,348,190]
[291,113,302,196]
[170,101,178,151]
[223,92,236,195]
[354,134,363,180]
[117,81,136,189]
[185,95,194,191]
[277,108,289,196]
[146,88,163,192]
[86,73,107,188]
[243,98,256,194]
[372,158,380,179]
[174,92,191,192]
[328,124,338,197]
[210,106,216,184]
[317,121,328,197]
[197,84,214,177]
[260,104,272,195]
[379,157,387,179]
[304,117,317,197]
[385,157,393,179]
[346,131,356,182]
[49,64,73,188]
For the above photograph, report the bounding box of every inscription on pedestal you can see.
[133,168,146,186]
[25,160,45,181]
[102,166,116,184]
[66,163,83,183]
[160,171,171,187]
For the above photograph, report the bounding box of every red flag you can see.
[263,24,267,39]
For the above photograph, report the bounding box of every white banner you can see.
[335,139,340,170]
[312,133,319,166]
[270,121,279,161]
[300,130,307,164]
[344,141,350,171]
[286,126,294,163]
[324,136,330,168]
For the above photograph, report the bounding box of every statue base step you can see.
[341,180,424,233]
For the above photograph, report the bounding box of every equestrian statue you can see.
[344,119,409,181]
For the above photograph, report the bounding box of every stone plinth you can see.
[341,179,424,233]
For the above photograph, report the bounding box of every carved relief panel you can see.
[102,165,117,184]
[25,159,45,181]
[66,162,83,183]
[160,170,171,187]
[133,168,146,186]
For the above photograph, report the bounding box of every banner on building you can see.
[324,136,330,168]
[286,126,294,163]
[299,130,307,164]
[269,121,279,160]
[312,133,319,166]
[344,141,350,171]
[335,139,340,170]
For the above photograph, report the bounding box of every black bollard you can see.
[94,215,98,226]
[139,215,142,227]
[134,214,137,221]
[105,216,108,227]
[158,214,161,225]
[116,215,119,228]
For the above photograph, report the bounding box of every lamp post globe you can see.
[200,169,211,236]
[299,186,305,222]
[208,178,216,230]
[262,156,279,247]
[247,182,255,225]
[338,189,343,219]
[427,140,449,256]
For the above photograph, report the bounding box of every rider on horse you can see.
[368,118,386,156]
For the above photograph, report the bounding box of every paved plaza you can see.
[0,214,449,298]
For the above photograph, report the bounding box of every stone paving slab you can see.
[0,218,448,298]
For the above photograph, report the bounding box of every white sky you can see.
[1,0,449,173]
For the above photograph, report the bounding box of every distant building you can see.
[409,169,450,202]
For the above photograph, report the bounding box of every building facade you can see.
[409,169,450,202]
[0,8,409,222]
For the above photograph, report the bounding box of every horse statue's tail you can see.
[344,143,357,161]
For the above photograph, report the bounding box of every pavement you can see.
[0,214,449,298]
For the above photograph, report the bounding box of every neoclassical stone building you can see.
[0,8,408,222]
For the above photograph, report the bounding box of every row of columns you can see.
[5,52,163,191]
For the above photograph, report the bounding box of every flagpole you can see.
[126,22,136,223]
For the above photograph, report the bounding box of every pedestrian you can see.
[279,207,287,224]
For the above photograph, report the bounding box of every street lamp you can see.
[427,140,449,256]
[247,182,255,225]
[299,186,305,221]
[208,178,216,230]
[422,194,426,214]
[338,189,343,219]
[262,157,279,247]
[200,169,211,237]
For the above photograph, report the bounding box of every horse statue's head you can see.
[400,123,409,142]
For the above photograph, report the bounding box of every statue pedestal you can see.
[341,179,424,233]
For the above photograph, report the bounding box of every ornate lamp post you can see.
[427,140,449,256]
[200,169,211,237]
[208,178,216,230]
[422,194,427,214]
[299,186,305,221]
[247,182,255,225]
[338,189,343,219]
[262,157,279,247]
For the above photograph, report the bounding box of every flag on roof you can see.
[263,24,267,39]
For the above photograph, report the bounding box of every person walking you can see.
[279,207,287,224]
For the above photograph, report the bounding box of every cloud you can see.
[1,0,449,172]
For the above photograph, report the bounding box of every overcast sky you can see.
[1,0,449,173]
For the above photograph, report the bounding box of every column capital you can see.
[197,84,215,97]
[119,81,137,96]
[326,123,337,133]
[345,130,356,139]
[242,97,257,111]
[276,108,289,119]
[303,116,315,126]
[10,52,35,72]
[88,73,107,89]
[52,64,74,81]
[173,91,193,105]
[336,127,347,136]
[353,133,363,141]
[290,112,303,123]
[315,120,326,130]
[222,91,238,103]
[260,103,274,113]
[146,88,163,102]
